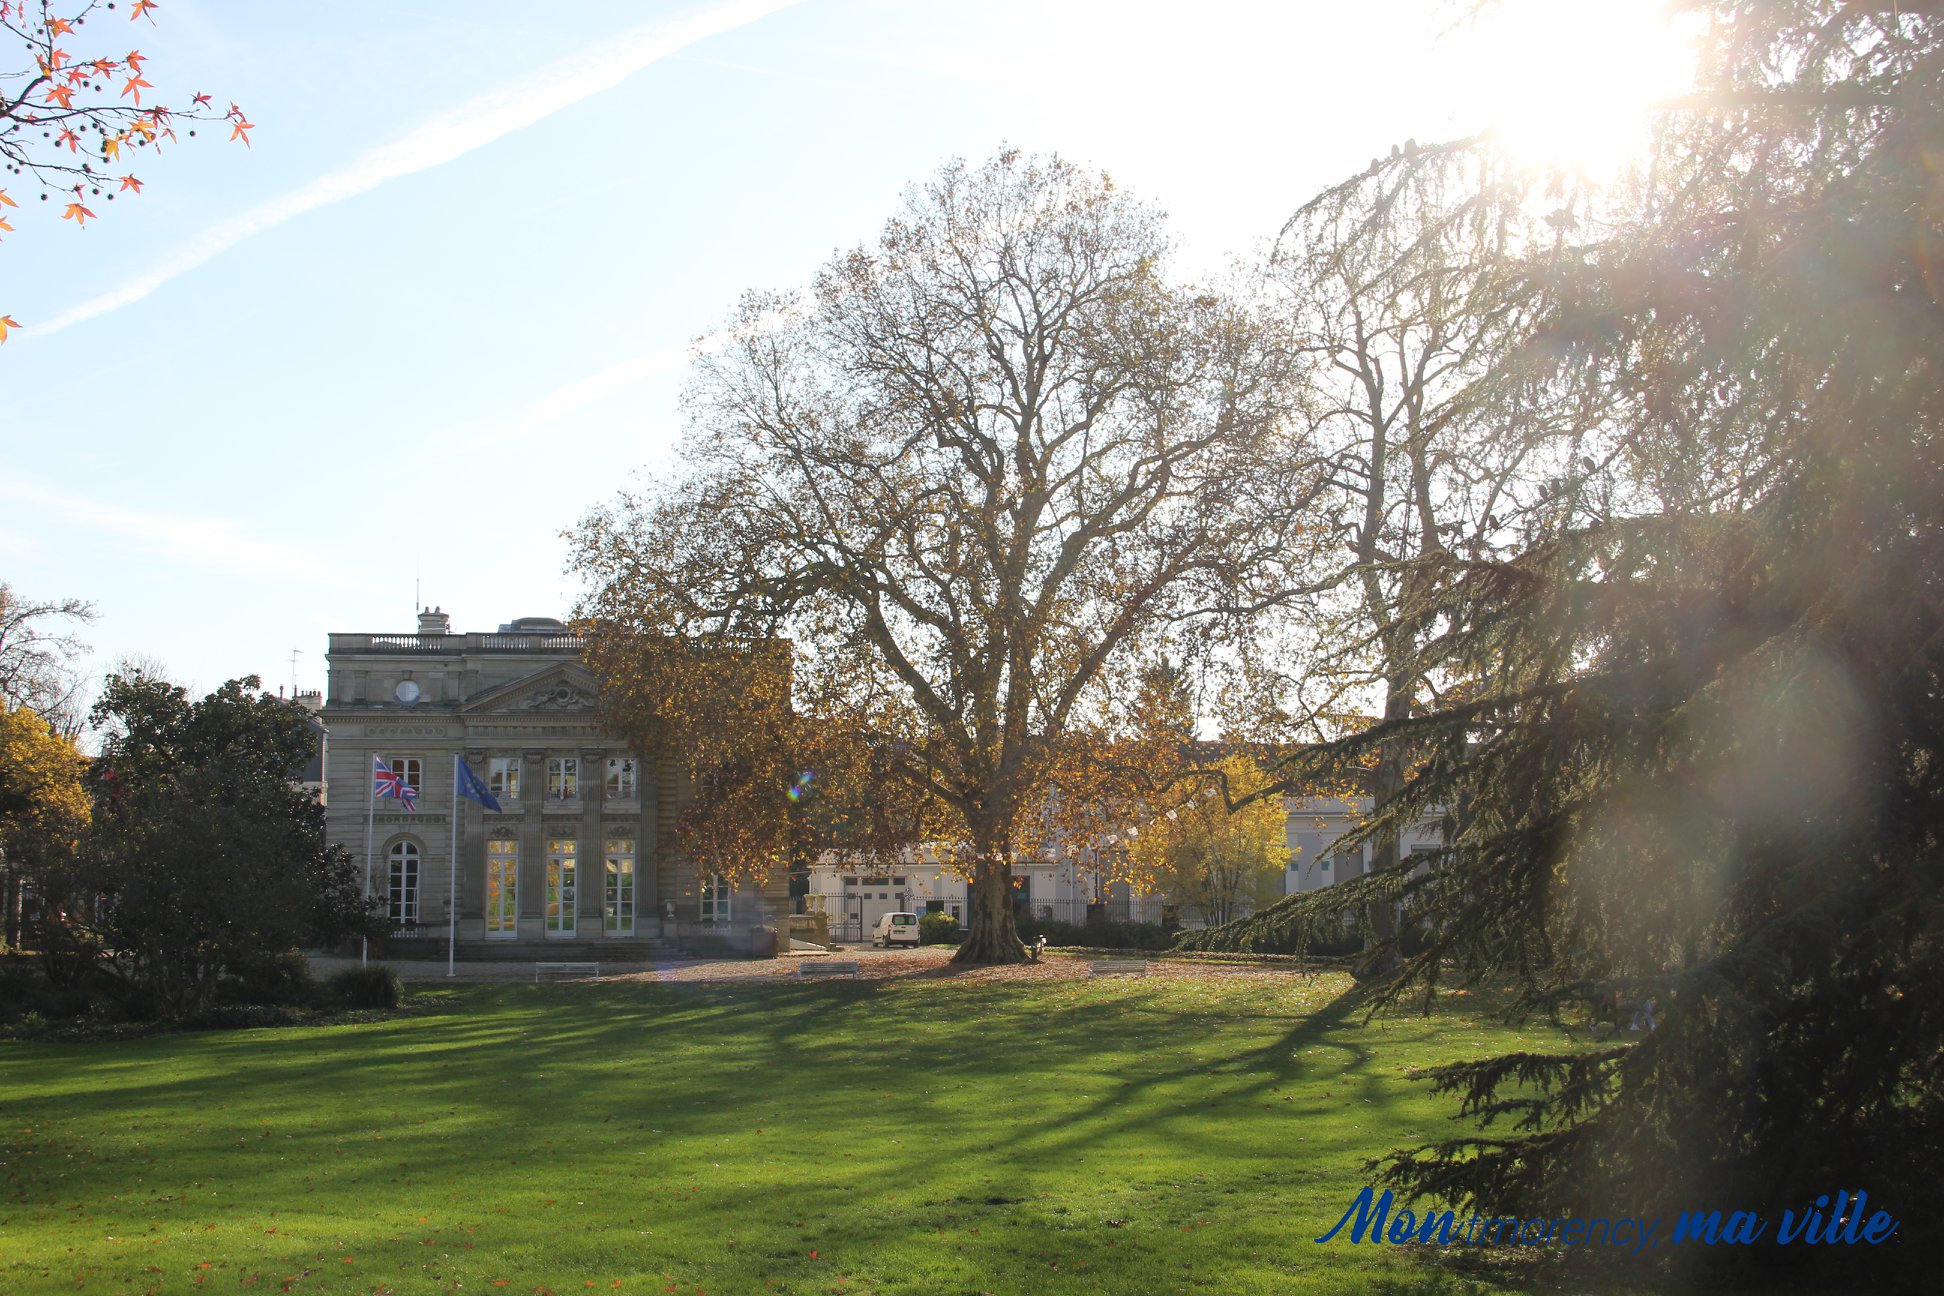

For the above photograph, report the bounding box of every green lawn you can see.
[1,971,1588,1295]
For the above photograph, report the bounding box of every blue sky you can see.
[0,0,1690,703]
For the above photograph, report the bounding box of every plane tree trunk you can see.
[953,852,1027,965]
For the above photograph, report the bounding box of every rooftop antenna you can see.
[290,648,303,699]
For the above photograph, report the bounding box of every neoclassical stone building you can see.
[321,609,785,956]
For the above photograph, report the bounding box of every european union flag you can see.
[456,757,502,812]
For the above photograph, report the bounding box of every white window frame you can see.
[384,756,423,793]
[486,837,519,936]
[605,756,638,800]
[547,757,580,802]
[546,837,578,935]
[387,839,420,926]
[488,757,521,802]
[700,872,731,925]
[604,837,635,935]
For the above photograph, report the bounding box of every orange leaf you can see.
[60,201,95,225]
[1,314,20,346]
[129,0,160,23]
[120,175,142,193]
[0,190,14,207]
[56,128,79,152]
[48,18,74,36]
[121,75,152,105]
[0,216,13,234]
[229,119,254,147]
[44,83,75,109]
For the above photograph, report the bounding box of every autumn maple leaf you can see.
[47,18,73,36]
[192,91,211,106]
[119,175,143,193]
[125,50,147,73]
[0,315,19,343]
[62,201,97,225]
[0,191,15,209]
[229,118,254,146]
[43,83,74,109]
[56,128,79,152]
[122,74,153,104]
[129,0,160,24]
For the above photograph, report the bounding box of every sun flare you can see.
[1455,0,1701,179]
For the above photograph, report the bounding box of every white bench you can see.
[535,961,600,982]
[1090,958,1150,977]
[797,960,861,980]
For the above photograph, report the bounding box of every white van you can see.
[872,911,922,948]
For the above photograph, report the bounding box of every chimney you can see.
[417,605,451,636]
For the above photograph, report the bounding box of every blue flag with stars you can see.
[456,756,501,812]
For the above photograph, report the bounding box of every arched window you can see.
[388,839,421,927]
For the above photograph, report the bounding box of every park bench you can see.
[797,960,862,980]
[534,961,600,983]
[1090,958,1150,977]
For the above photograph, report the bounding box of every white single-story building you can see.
[804,794,1443,938]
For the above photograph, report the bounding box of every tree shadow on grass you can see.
[1,973,1609,1294]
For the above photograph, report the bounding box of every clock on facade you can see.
[393,680,421,704]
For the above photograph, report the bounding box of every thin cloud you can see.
[0,476,353,584]
[479,337,709,449]
[477,294,809,446]
[34,0,803,337]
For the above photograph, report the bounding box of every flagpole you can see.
[362,753,376,969]
[448,755,460,978]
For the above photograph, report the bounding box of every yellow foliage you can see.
[0,702,89,866]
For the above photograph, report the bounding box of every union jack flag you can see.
[373,756,418,811]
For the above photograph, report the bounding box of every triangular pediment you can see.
[463,663,600,715]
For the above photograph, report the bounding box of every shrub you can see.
[919,911,960,945]
[222,950,320,1007]
[326,964,401,1010]
[1014,916,1177,951]
[184,1004,300,1031]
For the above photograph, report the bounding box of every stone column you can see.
[639,760,660,937]
[582,748,605,938]
[462,746,489,939]
[519,748,547,942]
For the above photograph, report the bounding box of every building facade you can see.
[321,610,786,956]
[805,850,1115,940]
[805,791,1445,939]
[1283,793,1444,895]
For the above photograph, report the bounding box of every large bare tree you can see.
[1249,146,1585,972]
[0,581,95,735]
[573,150,1323,963]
